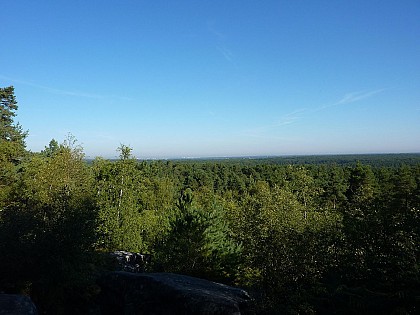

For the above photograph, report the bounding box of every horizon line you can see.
[83,152,420,161]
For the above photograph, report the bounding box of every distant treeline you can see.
[138,153,420,167]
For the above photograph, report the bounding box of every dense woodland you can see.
[1,86,419,314]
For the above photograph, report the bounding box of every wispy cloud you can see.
[241,88,384,140]
[207,20,235,63]
[275,108,306,126]
[334,89,385,105]
[316,88,385,111]
[0,74,133,101]
[243,108,306,138]
[216,45,234,62]
[207,20,226,41]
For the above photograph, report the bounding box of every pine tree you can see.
[0,86,27,208]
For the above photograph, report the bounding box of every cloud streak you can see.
[207,20,226,41]
[242,87,384,139]
[242,108,306,138]
[275,108,306,126]
[0,74,133,101]
[207,20,235,63]
[317,88,385,111]
[216,45,234,62]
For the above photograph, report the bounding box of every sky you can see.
[1,0,419,159]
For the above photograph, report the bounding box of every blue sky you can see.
[1,0,419,158]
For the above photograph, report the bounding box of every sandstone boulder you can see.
[110,251,151,273]
[97,271,253,314]
[0,294,37,315]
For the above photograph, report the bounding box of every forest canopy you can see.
[0,87,419,314]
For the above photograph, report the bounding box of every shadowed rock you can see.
[97,271,254,315]
[0,294,37,315]
[111,251,152,273]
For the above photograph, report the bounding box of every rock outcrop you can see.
[0,294,37,315]
[97,271,253,314]
[111,250,152,273]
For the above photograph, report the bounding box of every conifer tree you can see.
[0,86,27,207]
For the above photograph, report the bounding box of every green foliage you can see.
[0,86,27,207]
[316,165,348,210]
[346,162,377,206]
[0,137,98,313]
[0,86,26,147]
[41,139,60,157]
[230,180,342,312]
[156,188,241,281]
[136,176,177,251]
[93,150,143,252]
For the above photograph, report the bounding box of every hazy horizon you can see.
[84,151,420,161]
[2,1,419,158]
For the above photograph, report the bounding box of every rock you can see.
[0,294,37,315]
[97,271,254,315]
[111,251,152,273]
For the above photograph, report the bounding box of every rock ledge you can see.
[0,294,37,315]
[98,271,253,314]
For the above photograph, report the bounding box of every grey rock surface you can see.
[111,251,151,273]
[0,294,37,315]
[97,271,253,315]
